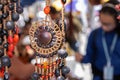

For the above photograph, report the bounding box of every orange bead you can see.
[13,34,19,44]
[44,6,50,14]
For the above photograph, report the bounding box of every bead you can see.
[0,14,3,20]
[0,20,2,24]
[55,68,60,77]
[61,0,66,4]
[3,43,8,49]
[2,29,8,36]
[0,70,4,78]
[57,49,68,58]
[41,75,45,79]
[13,34,19,45]
[0,48,4,57]
[7,36,13,44]
[49,73,53,77]
[57,76,65,80]
[16,7,23,14]
[11,0,18,2]
[37,30,52,45]
[61,66,70,75]
[2,12,9,19]
[12,13,19,21]
[4,72,9,80]
[8,3,14,11]
[0,38,3,45]
[8,44,14,52]
[0,4,3,10]
[1,56,11,67]
[58,61,64,69]
[6,21,14,30]
[7,51,13,58]
[31,72,39,80]
[0,63,2,69]
[44,6,50,14]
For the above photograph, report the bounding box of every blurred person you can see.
[77,0,120,80]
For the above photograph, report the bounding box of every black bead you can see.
[0,4,3,10]
[11,0,18,2]
[55,68,60,77]
[6,21,14,30]
[2,12,9,19]
[0,48,4,57]
[8,3,14,11]
[58,61,64,69]
[3,43,8,49]
[0,38,3,45]
[58,49,68,58]
[31,72,39,80]
[57,76,65,80]
[0,14,3,20]
[2,29,8,36]
[0,63,2,69]
[61,66,70,75]
[1,56,11,67]
[0,20,2,24]
[61,0,66,4]
[16,7,23,14]
[12,13,19,21]
[4,72,9,80]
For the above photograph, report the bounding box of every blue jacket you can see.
[82,28,120,80]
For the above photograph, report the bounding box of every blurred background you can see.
[7,0,113,80]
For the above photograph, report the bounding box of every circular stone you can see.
[37,31,52,45]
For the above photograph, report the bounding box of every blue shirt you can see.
[82,28,120,79]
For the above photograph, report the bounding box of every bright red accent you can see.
[44,6,50,14]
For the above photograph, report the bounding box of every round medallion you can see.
[29,21,63,57]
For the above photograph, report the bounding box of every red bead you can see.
[46,75,48,78]
[49,73,53,77]
[0,70,4,78]
[7,36,13,44]
[37,64,41,68]
[8,44,14,52]
[13,34,19,43]
[41,75,45,79]
[46,65,49,69]
[44,6,50,14]
[7,51,13,58]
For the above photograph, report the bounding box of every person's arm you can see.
[81,30,96,63]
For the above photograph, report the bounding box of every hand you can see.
[115,4,120,20]
[75,53,83,62]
